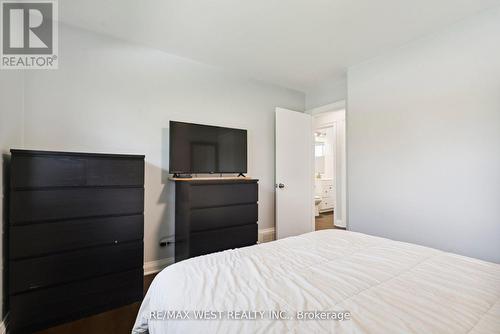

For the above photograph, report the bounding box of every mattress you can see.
[133,230,500,333]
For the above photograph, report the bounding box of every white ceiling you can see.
[59,0,500,92]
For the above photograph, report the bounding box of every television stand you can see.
[172,173,192,178]
[237,173,246,177]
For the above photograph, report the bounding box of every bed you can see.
[133,230,500,333]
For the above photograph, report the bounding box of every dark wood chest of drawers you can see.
[173,178,259,262]
[7,150,145,333]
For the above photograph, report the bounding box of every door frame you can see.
[308,100,347,230]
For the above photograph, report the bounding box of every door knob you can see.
[278,183,285,189]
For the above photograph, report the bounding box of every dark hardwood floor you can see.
[315,211,346,231]
[35,274,156,334]
[315,211,335,230]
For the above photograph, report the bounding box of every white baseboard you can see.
[144,229,276,275]
[335,220,346,228]
[258,228,275,243]
[144,257,174,275]
[0,316,6,334]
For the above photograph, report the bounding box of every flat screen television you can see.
[169,121,247,174]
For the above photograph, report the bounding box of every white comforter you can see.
[133,230,500,333]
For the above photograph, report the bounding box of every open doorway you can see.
[310,103,347,231]
[314,125,336,230]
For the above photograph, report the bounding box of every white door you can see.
[275,107,313,239]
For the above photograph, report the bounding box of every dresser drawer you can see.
[190,182,258,208]
[323,187,335,196]
[189,223,257,257]
[9,269,143,333]
[10,188,144,224]
[320,199,334,210]
[191,204,258,232]
[11,155,144,188]
[86,158,144,186]
[10,215,144,259]
[11,155,86,188]
[9,241,143,294]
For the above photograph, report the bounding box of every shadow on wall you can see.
[2,153,11,319]
[153,162,175,261]
[161,128,170,183]
[146,127,175,261]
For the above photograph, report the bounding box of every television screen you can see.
[169,121,247,174]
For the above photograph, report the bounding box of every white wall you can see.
[17,24,305,263]
[347,7,500,263]
[0,71,24,318]
[305,76,347,110]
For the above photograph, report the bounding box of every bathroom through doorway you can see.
[310,103,347,231]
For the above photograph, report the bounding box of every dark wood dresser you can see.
[173,178,258,262]
[7,150,145,333]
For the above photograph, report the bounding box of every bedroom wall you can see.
[20,24,305,264]
[0,72,24,318]
[305,76,347,110]
[347,7,500,263]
